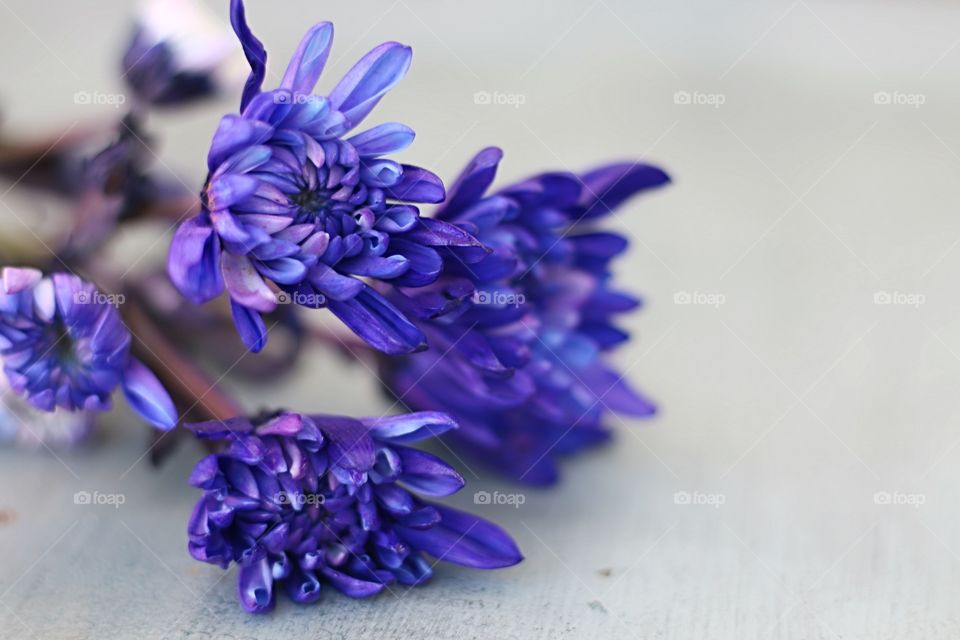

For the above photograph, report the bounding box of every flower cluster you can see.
[187,410,521,613]
[168,0,481,355]
[0,267,176,429]
[380,148,670,484]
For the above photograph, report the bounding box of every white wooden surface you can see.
[2,1,960,638]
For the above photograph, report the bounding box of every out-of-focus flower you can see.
[122,0,245,107]
[0,374,93,448]
[186,410,521,614]
[381,148,670,484]
[168,0,481,354]
[0,267,177,429]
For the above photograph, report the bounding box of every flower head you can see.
[186,410,521,614]
[0,267,177,429]
[122,0,243,107]
[382,148,670,484]
[169,0,479,354]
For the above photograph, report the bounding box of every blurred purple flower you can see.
[0,267,177,429]
[122,0,244,107]
[168,0,479,354]
[186,410,521,614]
[0,373,93,448]
[381,148,670,484]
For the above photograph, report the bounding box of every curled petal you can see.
[167,217,225,304]
[395,446,464,496]
[348,123,415,157]
[384,165,445,203]
[229,0,267,112]
[237,557,275,614]
[230,301,268,352]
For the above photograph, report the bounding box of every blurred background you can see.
[2,1,960,637]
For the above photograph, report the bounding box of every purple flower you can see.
[168,0,478,354]
[186,410,521,614]
[0,267,177,429]
[122,0,243,107]
[382,148,670,484]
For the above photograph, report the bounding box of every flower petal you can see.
[121,358,177,430]
[395,446,464,496]
[280,22,334,95]
[221,252,277,313]
[578,162,670,219]
[363,411,457,444]
[327,286,426,354]
[384,165,445,203]
[229,0,267,112]
[230,301,268,353]
[396,503,522,569]
[329,42,412,128]
[436,146,503,219]
[237,557,275,614]
[348,123,415,157]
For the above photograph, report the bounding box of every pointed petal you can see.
[363,411,457,444]
[280,22,334,95]
[329,42,412,128]
[230,301,268,353]
[396,504,522,569]
[327,286,425,354]
[121,359,177,430]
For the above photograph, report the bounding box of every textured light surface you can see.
[2,0,960,637]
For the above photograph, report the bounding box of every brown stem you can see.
[122,302,244,423]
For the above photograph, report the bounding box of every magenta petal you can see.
[221,252,277,313]
[121,359,177,430]
[2,267,42,294]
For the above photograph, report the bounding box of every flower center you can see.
[292,188,328,217]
